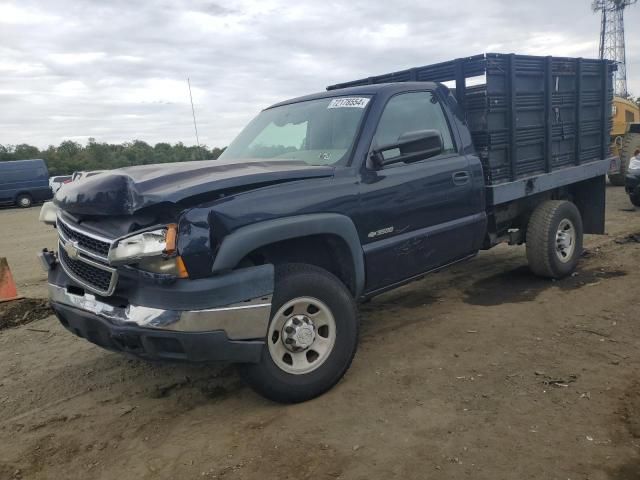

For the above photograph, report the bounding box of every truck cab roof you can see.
[267,82,442,110]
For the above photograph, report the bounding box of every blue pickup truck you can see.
[39,54,615,402]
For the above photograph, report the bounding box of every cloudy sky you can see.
[1,0,639,149]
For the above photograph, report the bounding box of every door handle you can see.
[452,171,470,185]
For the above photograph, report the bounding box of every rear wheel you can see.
[16,194,32,208]
[609,172,625,186]
[238,263,358,403]
[630,193,640,207]
[526,200,583,279]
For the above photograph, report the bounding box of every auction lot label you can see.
[328,97,370,109]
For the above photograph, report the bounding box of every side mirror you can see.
[370,129,444,169]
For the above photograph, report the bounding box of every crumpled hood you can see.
[54,159,334,216]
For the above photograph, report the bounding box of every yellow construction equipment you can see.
[608,96,640,185]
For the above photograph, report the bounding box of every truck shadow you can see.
[463,265,626,306]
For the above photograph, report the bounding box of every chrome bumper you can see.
[48,283,272,340]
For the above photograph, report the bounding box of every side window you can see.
[373,91,455,157]
[625,110,636,123]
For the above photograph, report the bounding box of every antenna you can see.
[187,78,202,159]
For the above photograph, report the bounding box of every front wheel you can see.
[630,194,640,208]
[526,200,584,279]
[238,264,358,403]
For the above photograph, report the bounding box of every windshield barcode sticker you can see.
[328,97,370,109]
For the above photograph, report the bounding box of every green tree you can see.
[0,140,225,175]
[13,144,40,159]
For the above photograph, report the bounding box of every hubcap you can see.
[282,315,316,351]
[267,297,336,375]
[555,219,576,263]
[19,197,30,207]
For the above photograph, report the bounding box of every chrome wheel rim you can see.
[19,197,30,207]
[555,219,576,263]
[267,297,336,375]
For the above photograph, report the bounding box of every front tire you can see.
[238,263,358,403]
[526,200,583,279]
[630,194,640,208]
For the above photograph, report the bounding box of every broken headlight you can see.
[109,225,177,264]
[109,224,188,278]
[108,227,173,262]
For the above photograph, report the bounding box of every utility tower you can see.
[593,0,637,97]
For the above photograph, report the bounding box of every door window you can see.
[373,91,455,155]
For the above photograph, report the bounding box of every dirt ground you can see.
[0,187,639,480]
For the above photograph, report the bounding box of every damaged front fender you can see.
[177,207,217,279]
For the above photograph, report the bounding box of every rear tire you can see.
[238,263,358,403]
[526,200,583,279]
[16,194,32,208]
[609,174,625,187]
[630,194,640,207]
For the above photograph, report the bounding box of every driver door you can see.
[357,90,482,293]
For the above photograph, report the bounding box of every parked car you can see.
[0,159,52,208]
[40,53,614,403]
[49,175,72,194]
[625,151,640,206]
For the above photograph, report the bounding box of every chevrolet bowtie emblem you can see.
[63,240,80,260]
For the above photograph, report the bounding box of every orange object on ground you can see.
[0,257,21,302]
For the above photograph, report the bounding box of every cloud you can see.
[0,3,60,25]
[49,52,106,65]
[52,80,91,97]
[0,0,638,149]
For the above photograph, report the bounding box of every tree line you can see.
[0,139,225,176]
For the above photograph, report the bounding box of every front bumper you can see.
[44,252,274,363]
[52,301,265,362]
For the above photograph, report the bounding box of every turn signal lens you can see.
[176,256,189,278]
[164,224,178,255]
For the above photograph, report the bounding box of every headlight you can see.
[108,224,178,264]
[39,201,59,226]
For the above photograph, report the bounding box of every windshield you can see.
[219,96,371,166]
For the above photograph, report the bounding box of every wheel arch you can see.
[14,191,33,201]
[212,214,365,297]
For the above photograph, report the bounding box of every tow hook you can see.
[38,248,57,272]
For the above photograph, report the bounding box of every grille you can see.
[59,244,116,295]
[58,219,111,258]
